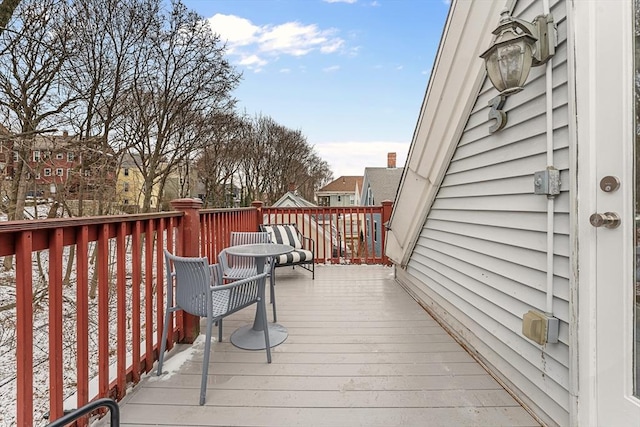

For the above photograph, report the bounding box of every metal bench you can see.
[260,224,315,280]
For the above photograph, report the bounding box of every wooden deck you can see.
[110,265,540,426]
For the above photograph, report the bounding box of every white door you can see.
[576,0,640,424]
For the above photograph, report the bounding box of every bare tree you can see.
[122,0,240,212]
[289,151,333,203]
[63,0,160,215]
[238,114,332,205]
[238,115,275,204]
[0,0,77,227]
[194,112,246,208]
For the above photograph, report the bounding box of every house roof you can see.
[386,0,503,266]
[272,191,317,208]
[362,167,404,204]
[317,176,363,194]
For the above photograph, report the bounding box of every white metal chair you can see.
[157,249,271,406]
[219,231,279,321]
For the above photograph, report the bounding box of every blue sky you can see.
[182,0,450,178]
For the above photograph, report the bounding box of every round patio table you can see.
[226,243,293,350]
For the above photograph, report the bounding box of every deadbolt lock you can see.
[589,212,621,229]
[599,176,620,192]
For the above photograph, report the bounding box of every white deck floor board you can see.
[110,265,540,426]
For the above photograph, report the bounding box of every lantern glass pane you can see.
[485,50,505,92]
[496,40,532,91]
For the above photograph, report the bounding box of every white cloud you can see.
[324,0,357,3]
[323,65,340,72]
[320,39,345,53]
[396,65,404,71]
[280,68,291,73]
[315,141,409,177]
[259,22,337,56]
[206,14,346,71]
[238,54,268,68]
[208,14,260,47]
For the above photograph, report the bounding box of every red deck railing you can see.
[0,199,392,426]
[0,211,182,426]
[260,200,393,265]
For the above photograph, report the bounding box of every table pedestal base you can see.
[230,323,288,350]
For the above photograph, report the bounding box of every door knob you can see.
[589,212,621,229]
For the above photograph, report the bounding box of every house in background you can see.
[315,175,363,207]
[267,192,337,261]
[269,190,352,260]
[272,190,316,209]
[387,0,640,425]
[116,154,159,213]
[0,131,116,204]
[360,152,403,206]
[356,152,404,257]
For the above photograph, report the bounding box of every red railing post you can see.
[381,200,393,266]
[16,231,33,427]
[171,198,203,343]
[252,200,264,231]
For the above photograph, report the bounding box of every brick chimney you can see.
[387,152,396,168]
[288,182,296,192]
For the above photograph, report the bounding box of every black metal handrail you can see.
[46,398,120,427]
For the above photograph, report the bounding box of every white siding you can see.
[401,1,570,425]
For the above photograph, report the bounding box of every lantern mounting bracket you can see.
[499,12,555,67]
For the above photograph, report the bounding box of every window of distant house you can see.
[349,195,355,205]
[13,151,18,162]
[374,220,378,242]
[44,168,51,177]
[56,153,64,160]
[35,172,40,179]
[67,152,74,162]
[337,195,341,202]
[123,199,129,205]
[25,172,31,180]
[83,169,90,177]
[33,150,40,162]
[56,168,63,176]
[124,182,129,192]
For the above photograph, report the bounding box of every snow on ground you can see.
[0,208,163,426]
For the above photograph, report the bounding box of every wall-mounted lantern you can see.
[480,9,555,95]
[479,9,556,132]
